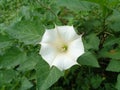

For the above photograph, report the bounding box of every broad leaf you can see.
[0,47,26,69]
[107,10,120,32]
[78,52,100,67]
[20,77,33,90]
[18,53,39,72]
[84,34,100,50]
[106,60,120,72]
[6,20,44,45]
[0,69,17,86]
[36,57,64,90]
[0,34,12,49]
[55,0,96,12]
[0,34,13,54]
[85,0,106,5]
[103,36,120,47]
[99,49,120,59]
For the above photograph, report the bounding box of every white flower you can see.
[39,25,85,71]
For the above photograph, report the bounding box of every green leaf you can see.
[19,6,31,20]
[85,0,106,5]
[0,69,17,86]
[0,47,26,69]
[104,83,117,90]
[78,52,100,67]
[17,53,39,72]
[84,34,100,50]
[106,0,119,8]
[106,60,120,72]
[99,49,120,59]
[107,10,120,32]
[0,34,12,49]
[103,36,120,47]
[20,77,33,90]
[55,0,96,12]
[6,20,44,45]
[0,34,13,54]
[36,57,64,90]
[116,74,120,90]
[86,0,119,8]
[90,75,103,89]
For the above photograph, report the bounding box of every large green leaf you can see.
[20,77,33,90]
[0,47,26,69]
[116,74,120,90]
[0,69,17,87]
[78,52,100,67]
[99,49,120,59]
[107,10,120,32]
[17,53,39,72]
[85,0,106,5]
[0,34,13,54]
[55,0,96,12]
[0,34,12,49]
[106,60,120,72]
[36,57,64,90]
[84,34,100,50]
[103,36,120,47]
[6,20,44,45]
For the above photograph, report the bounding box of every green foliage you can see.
[99,49,120,59]
[78,52,99,67]
[7,20,44,45]
[0,47,26,69]
[107,10,120,32]
[90,75,103,89]
[55,0,96,12]
[0,0,120,90]
[106,60,120,72]
[0,33,13,54]
[36,58,63,90]
[84,33,100,50]
[0,69,17,87]
[20,77,33,90]
[17,53,39,72]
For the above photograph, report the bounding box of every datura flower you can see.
[39,25,84,71]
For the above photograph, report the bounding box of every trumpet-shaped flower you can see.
[39,25,84,71]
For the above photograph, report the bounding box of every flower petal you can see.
[52,54,78,71]
[40,29,57,43]
[55,25,79,42]
[40,43,57,66]
[68,36,85,60]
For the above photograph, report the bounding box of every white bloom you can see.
[39,25,84,71]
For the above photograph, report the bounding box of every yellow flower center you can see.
[56,44,68,53]
[60,45,68,52]
[53,38,68,53]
